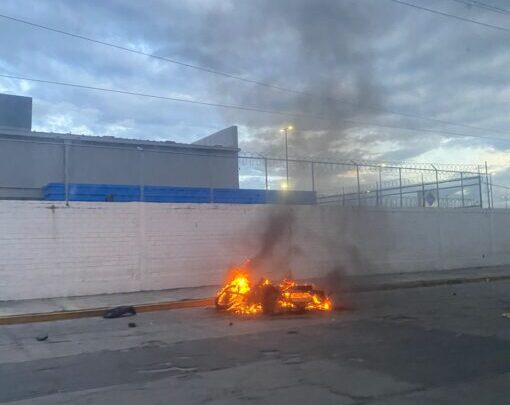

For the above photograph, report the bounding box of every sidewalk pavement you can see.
[346,265,510,291]
[1,265,510,319]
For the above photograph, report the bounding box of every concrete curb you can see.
[1,274,509,325]
[0,298,214,326]
[350,274,510,292]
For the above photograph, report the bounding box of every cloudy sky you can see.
[1,0,510,194]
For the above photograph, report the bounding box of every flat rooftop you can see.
[0,125,240,152]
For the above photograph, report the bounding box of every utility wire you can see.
[470,0,510,14]
[489,182,510,190]
[449,0,510,15]
[0,73,307,118]
[0,14,296,95]
[0,12,508,137]
[2,72,510,144]
[389,0,510,33]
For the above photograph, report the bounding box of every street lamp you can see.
[279,126,293,189]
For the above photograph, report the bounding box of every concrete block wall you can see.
[0,201,141,300]
[0,201,277,300]
[1,201,510,300]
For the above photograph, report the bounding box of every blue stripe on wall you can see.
[43,183,316,204]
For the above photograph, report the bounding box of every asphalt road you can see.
[1,280,509,404]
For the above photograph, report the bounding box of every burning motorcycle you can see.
[215,267,332,315]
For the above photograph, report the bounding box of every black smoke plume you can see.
[250,209,294,273]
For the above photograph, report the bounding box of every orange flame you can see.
[215,262,332,315]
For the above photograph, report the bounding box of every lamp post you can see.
[279,126,293,189]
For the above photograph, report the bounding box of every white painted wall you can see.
[1,201,510,300]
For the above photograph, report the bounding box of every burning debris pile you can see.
[215,261,332,315]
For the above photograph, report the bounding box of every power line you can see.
[470,0,510,14]
[0,14,297,95]
[2,72,510,144]
[0,12,508,137]
[490,182,510,190]
[370,104,509,135]
[0,73,307,118]
[389,0,510,34]
[450,0,510,15]
[0,13,316,94]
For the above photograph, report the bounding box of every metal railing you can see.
[317,175,482,209]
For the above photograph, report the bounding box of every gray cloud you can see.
[0,0,509,164]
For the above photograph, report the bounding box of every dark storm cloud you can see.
[0,0,509,161]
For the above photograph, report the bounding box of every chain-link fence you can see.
[239,154,489,208]
[317,174,482,208]
[0,134,493,208]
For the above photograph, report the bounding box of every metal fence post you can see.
[138,147,144,202]
[490,173,494,209]
[399,168,403,208]
[376,181,379,207]
[264,157,268,190]
[356,164,361,207]
[378,166,382,207]
[485,161,491,209]
[421,174,425,208]
[436,171,440,208]
[63,140,70,206]
[431,164,440,208]
[208,155,213,203]
[477,166,483,208]
[311,162,315,193]
[460,172,465,208]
